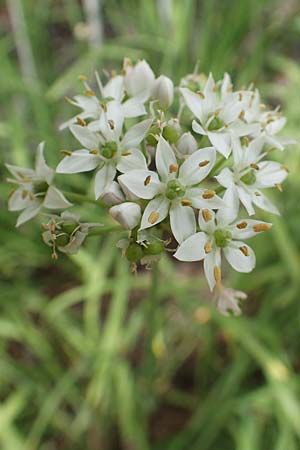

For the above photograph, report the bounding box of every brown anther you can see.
[85,89,96,96]
[101,103,107,112]
[276,184,283,192]
[282,165,289,173]
[144,175,151,186]
[169,164,178,173]
[253,223,271,232]
[181,199,192,206]
[78,74,87,81]
[108,119,115,130]
[199,160,210,167]
[239,110,245,120]
[202,190,215,199]
[148,211,159,224]
[76,117,87,126]
[121,68,126,76]
[89,149,99,155]
[250,163,259,170]
[238,93,243,102]
[197,91,205,99]
[254,191,261,196]
[236,221,247,229]
[122,151,131,157]
[204,241,212,254]
[213,84,218,93]
[22,190,28,199]
[202,209,212,222]
[51,252,58,261]
[60,150,72,156]
[260,103,266,109]
[239,245,250,256]
[213,266,222,284]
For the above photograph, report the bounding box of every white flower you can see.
[118,135,224,243]
[42,211,102,257]
[56,112,152,199]
[174,187,272,290]
[124,59,155,102]
[101,181,125,205]
[151,75,174,109]
[109,202,141,230]
[215,136,288,215]
[176,132,198,157]
[6,143,72,227]
[180,74,259,158]
[214,284,247,316]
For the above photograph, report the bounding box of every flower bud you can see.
[152,75,174,109]
[109,202,141,230]
[101,181,125,205]
[176,132,198,156]
[124,60,155,102]
[125,242,143,262]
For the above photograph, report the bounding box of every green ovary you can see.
[207,116,224,131]
[33,181,49,195]
[240,169,256,185]
[102,141,118,159]
[165,179,185,200]
[214,229,232,248]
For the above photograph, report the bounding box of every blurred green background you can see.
[1,0,300,449]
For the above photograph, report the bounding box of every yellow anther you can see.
[78,74,87,81]
[204,241,212,254]
[64,96,73,104]
[108,119,115,130]
[89,149,99,155]
[238,93,243,102]
[148,211,159,224]
[85,89,96,96]
[194,307,211,324]
[236,221,247,229]
[254,191,261,196]
[169,164,178,173]
[202,209,212,222]
[181,199,192,206]
[239,245,250,256]
[22,190,28,199]
[198,160,210,167]
[282,165,289,173]
[250,163,259,170]
[213,84,218,93]
[197,91,205,99]
[260,103,266,109]
[101,103,107,112]
[76,117,87,126]
[202,190,215,199]
[253,223,271,232]
[213,266,222,284]
[144,175,151,186]
[239,110,245,120]
[276,184,283,192]
[122,151,131,157]
[60,150,72,156]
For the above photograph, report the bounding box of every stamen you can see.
[76,117,87,126]
[85,89,96,96]
[202,209,212,222]
[122,151,131,156]
[214,266,222,284]
[181,199,192,206]
[89,149,99,155]
[253,223,271,232]
[108,120,115,130]
[276,184,283,192]
[238,93,243,101]
[282,165,289,173]
[236,221,247,229]
[60,150,72,156]
[22,190,28,199]
[202,190,215,199]
[197,91,205,99]
[169,164,178,173]
[78,74,87,81]
[101,103,107,112]
[254,191,261,196]
[239,110,245,120]
[239,245,250,256]
[148,211,159,224]
[204,241,212,254]
[199,160,210,167]
[144,175,151,186]
[250,163,259,170]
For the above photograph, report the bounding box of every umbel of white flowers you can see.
[6,58,294,315]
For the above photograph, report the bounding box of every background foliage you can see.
[1,0,300,449]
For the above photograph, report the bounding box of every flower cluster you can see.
[6,59,293,315]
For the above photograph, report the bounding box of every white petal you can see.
[207,131,231,158]
[70,125,101,149]
[219,99,242,123]
[180,88,205,122]
[124,60,155,102]
[237,187,255,216]
[224,241,256,273]
[252,191,280,215]
[140,196,169,229]
[155,135,177,181]
[255,161,288,188]
[35,142,54,184]
[265,117,286,135]
[230,219,272,240]
[117,148,147,173]
[216,185,239,226]
[5,164,36,181]
[198,209,216,234]
[94,164,116,199]
[103,75,124,101]
[109,202,141,229]
[118,170,162,199]
[56,150,100,173]
[173,232,208,261]
[192,120,206,135]
[204,249,221,291]
[229,121,260,137]
[44,186,73,209]
[122,118,152,149]
[8,188,31,211]
[122,98,146,118]
[215,167,234,188]
[187,188,224,209]
[16,203,41,227]
[179,147,216,185]
[170,203,196,243]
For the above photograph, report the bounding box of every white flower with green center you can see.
[118,136,224,243]
[6,143,72,227]
[174,187,272,290]
[215,136,288,215]
[56,109,153,199]
[214,284,247,316]
[180,74,259,158]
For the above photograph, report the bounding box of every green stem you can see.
[62,190,108,207]
[87,225,124,236]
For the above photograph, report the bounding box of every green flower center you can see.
[166,179,185,200]
[240,169,256,185]
[214,229,232,248]
[208,116,224,131]
[102,141,118,159]
[33,181,49,195]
